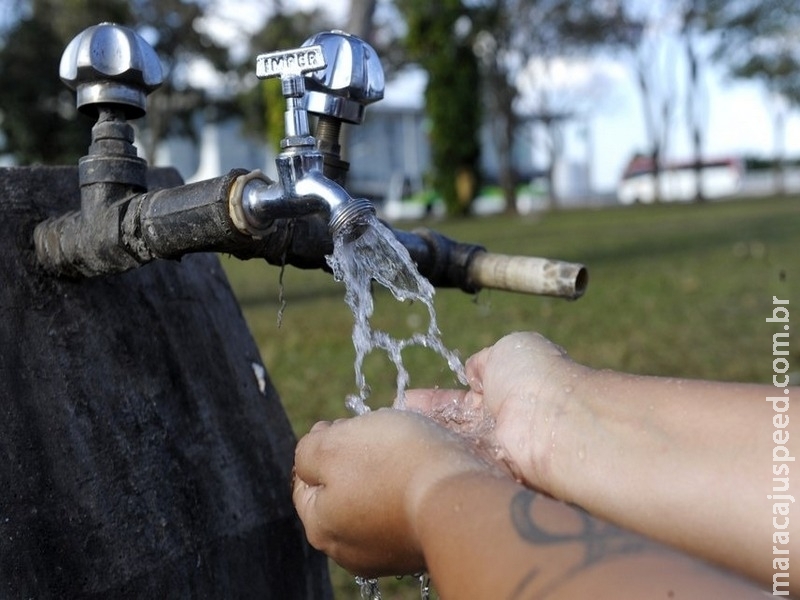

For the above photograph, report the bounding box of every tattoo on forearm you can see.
[508,489,646,599]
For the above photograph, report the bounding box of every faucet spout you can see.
[294,171,375,239]
[234,168,375,241]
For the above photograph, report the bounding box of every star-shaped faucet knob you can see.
[59,22,163,119]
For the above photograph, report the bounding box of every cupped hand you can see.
[404,331,588,491]
[292,408,496,577]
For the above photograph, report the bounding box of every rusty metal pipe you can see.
[33,170,253,277]
[35,168,588,299]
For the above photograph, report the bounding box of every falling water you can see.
[327,212,466,414]
[327,212,463,600]
[355,576,381,599]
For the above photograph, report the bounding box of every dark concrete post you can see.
[0,165,331,599]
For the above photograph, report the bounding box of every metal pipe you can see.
[34,170,253,277]
[35,166,587,299]
[35,25,589,300]
[127,169,254,260]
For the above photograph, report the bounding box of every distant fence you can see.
[617,158,743,205]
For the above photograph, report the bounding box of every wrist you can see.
[410,467,510,548]
[403,435,498,545]
[525,360,598,497]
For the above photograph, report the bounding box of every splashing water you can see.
[327,213,467,414]
[418,572,432,599]
[356,573,432,600]
[329,214,456,599]
[356,576,381,599]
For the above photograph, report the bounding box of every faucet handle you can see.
[301,31,384,125]
[256,45,327,146]
[256,45,326,81]
[59,22,163,119]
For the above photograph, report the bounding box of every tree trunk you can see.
[773,103,787,196]
[543,116,564,211]
[499,113,519,215]
[347,0,377,39]
[684,29,705,203]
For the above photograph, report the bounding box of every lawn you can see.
[221,194,799,598]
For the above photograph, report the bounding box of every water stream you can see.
[327,213,464,599]
[327,213,467,414]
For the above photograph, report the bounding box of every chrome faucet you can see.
[230,34,382,242]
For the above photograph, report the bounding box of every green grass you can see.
[221,195,799,598]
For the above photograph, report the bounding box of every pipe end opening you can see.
[572,266,589,299]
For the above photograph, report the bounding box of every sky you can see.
[583,56,800,191]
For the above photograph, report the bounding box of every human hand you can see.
[292,408,496,577]
[404,331,589,492]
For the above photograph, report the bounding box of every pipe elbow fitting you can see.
[34,197,141,278]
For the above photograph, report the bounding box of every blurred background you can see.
[1,1,797,597]
[2,0,800,212]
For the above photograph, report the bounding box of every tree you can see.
[0,0,232,166]
[474,0,635,212]
[671,0,794,202]
[678,0,716,202]
[125,0,232,163]
[346,0,377,40]
[0,0,130,164]
[709,0,800,102]
[396,0,484,216]
[705,0,800,195]
[606,1,679,205]
[472,1,520,213]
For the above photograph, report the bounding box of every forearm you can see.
[414,470,765,599]
[416,471,571,599]
[545,369,798,587]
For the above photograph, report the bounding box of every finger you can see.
[294,418,359,486]
[309,420,332,434]
[294,425,331,486]
[292,475,324,544]
[404,388,468,414]
[292,472,318,510]
[465,347,491,392]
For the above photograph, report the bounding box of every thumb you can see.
[403,388,469,415]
